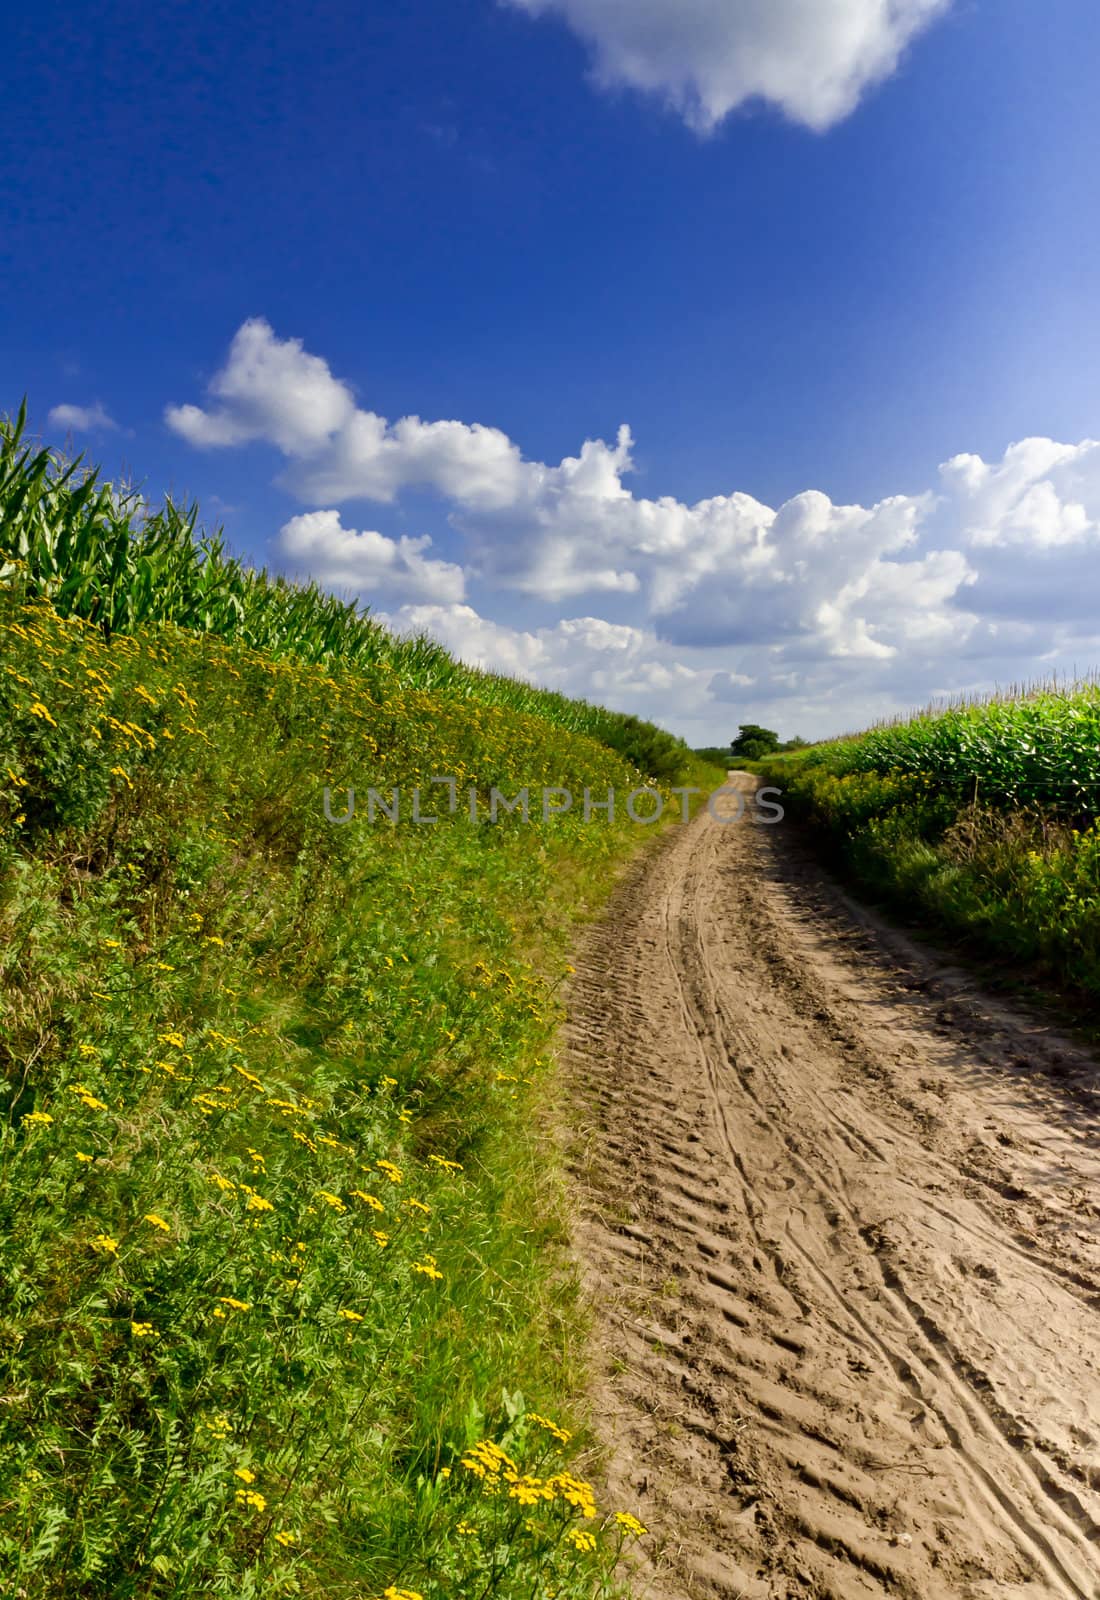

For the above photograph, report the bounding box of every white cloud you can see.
[167,321,1100,740]
[939,437,1100,549]
[278,510,465,605]
[48,401,119,433]
[377,602,724,724]
[165,319,355,453]
[503,0,952,132]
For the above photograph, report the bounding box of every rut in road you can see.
[564,776,1100,1600]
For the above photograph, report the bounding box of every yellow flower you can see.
[233,1466,256,1484]
[91,1234,119,1256]
[75,1151,94,1163]
[235,1489,266,1512]
[158,1032,186,1049]
[316,1190,347,1212]
[456,1519,477,1536]
[69,1084,109,1111]
[528,1412,572,1444]
[338,1308,364,1322]
[350,1189,385,1212]
[130,1321,157,1339]
[273,1529,297,1547]
[614,1511,647,1537]
[411,1255,443,1281]
[376,1160,403,1184]
[109,766,133,790]
[568,1528,597,1552]
[143,1213,171,1232]
[405,1197,430,1215]
[218,1296,251,1312]
[22,1111,53,1127]
[28,701,57,726]
[371,1229,389,1248]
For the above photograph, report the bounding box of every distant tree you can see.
[730,724,781,761]
[778,735,809,752]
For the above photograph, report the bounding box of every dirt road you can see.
[564,776,1100,1600]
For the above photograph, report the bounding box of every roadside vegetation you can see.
[0,413,723,1597]
[756,687,1100,1010]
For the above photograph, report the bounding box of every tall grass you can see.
[0,594,666,1598]
[0,405,705,787]
[758,684,1100,1008]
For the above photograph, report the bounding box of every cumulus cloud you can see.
[377,602,724,723]
[168,321,1100,739]
[939,436,1100,549]
[48,401,119,433]
[165,319,355,453]
[503,0,952,132]
[278,511,465,605]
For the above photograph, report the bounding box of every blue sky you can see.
[4,0,1099,741]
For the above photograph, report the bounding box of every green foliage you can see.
[729,724,780,761]
[0,596,658,1598]
[0,406,704,788]
[810,689,1100,823]
[757,685,1100,1005]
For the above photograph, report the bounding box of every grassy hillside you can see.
[0,419,724,1597]
[757,685,1100,1009]
[0,406,709,791]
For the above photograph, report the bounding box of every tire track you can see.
[564,779,1100,1599]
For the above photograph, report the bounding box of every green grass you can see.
[758,684,1100,1009]
[0,588,721,1597]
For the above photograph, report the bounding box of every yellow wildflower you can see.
[22,1111,53,1128]
[569,1528,597,1552]
[411,1255,443,1281]
[235,1489,266,1512]
[615,1511,647,1537]
[350,1190,385,1212]
[29,701,57,726]
[130,1322,157,1339]
[91,1234,119,1256]
[143,1213,171,1233]
[233,1466,256,1484]
[338,1308,364,1322]
[528,1412,572,1444]
[218,1296,251,1312]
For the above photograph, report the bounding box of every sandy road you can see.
[563,776,1100,1600]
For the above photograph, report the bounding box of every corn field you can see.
[802,692,1100,822]
[0,405,701,785]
